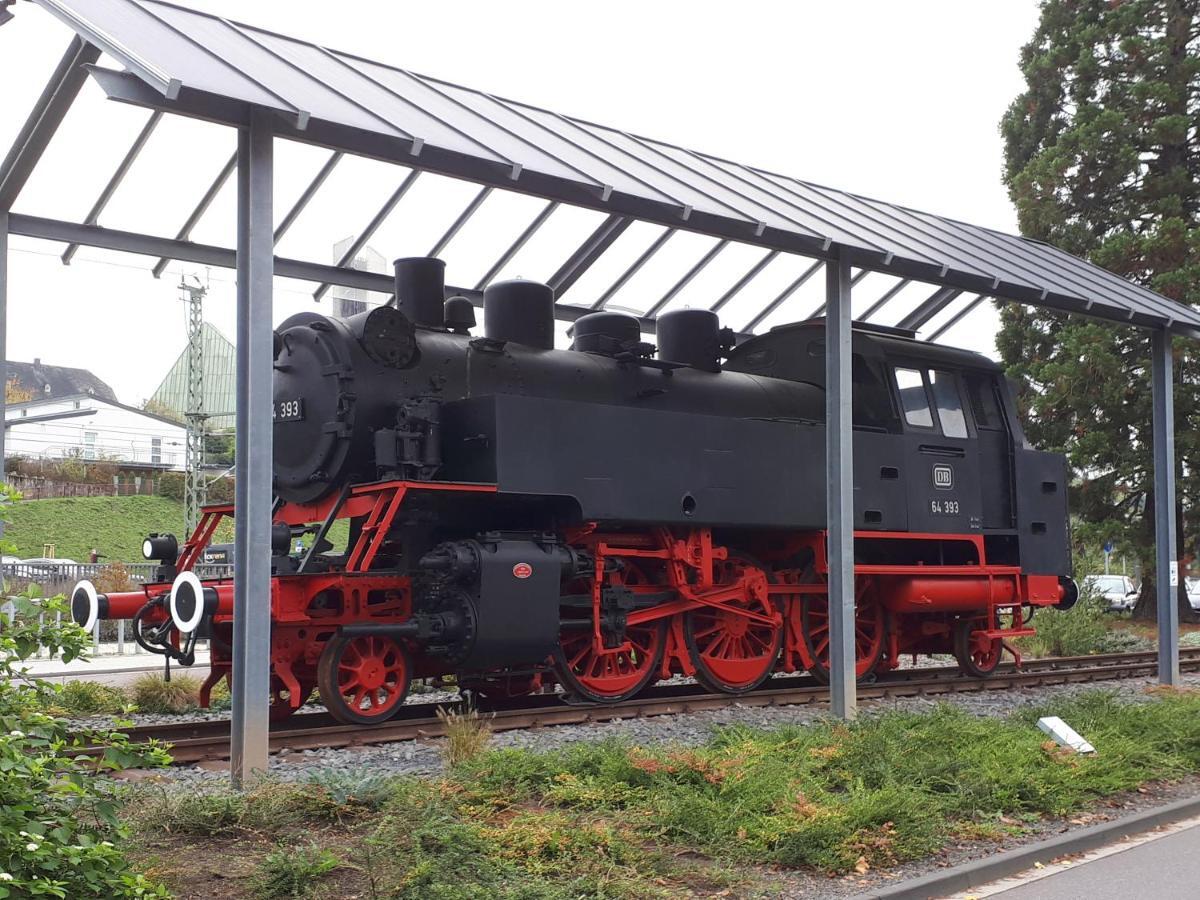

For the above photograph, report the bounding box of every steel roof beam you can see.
[926,294,988,342]
[151,151,237,278]
[896,286,964,332]
[645,239,729,319]
[6,213,715,337]
[274,151,342,244]
[710,250,779,313]
[0,36,100,212]
[473,200,558,291]
[743,259,824,333]
[858,278,912,322]
[312,168,421,301]
[548,214,632,299]
[591,227,676,310]
[426,185,492,258]
[62,110,162,264]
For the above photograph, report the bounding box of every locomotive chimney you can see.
[483,279,555,349]
[393,257,446,329]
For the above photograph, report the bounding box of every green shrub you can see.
[0,484,171,899]
[251,844,341,898]
[131,673,200,714]
[1021,584,1144,658]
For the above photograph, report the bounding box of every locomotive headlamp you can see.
[142,533,179,563]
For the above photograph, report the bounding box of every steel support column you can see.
[231,113,274,785]
[1151,328,1179,685]
[825,252,855,718]
[0,211,7,491]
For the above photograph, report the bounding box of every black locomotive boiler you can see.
[73,256,1076,723]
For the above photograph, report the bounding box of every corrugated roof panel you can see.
[18,0,1200,337]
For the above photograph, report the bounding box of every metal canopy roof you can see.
[6,0,1199,341]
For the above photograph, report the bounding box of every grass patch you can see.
[123,689,1200,895]
[251,843,343,898]
[131,673,202,714]
[459,690,1200,873]
[437,704,493,767]
[48,678,129,715]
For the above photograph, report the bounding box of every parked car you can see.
[1186,578,1200,611]
[1083,574,1138,612]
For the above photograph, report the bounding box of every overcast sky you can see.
[0,0,1042,406]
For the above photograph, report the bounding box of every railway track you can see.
[82,648,1200,764]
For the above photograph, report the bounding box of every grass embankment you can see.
[4,493,340,562]
[3,494,189,560]
[125,689,1200,898]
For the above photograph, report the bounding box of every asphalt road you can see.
[991,823,1200,899]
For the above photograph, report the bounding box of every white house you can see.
[5,394,187,470]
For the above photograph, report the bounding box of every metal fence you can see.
[1,562,232,658]
[1,561,233,598]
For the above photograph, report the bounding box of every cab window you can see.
[895,367,933,428]
[965,374,1003,431]
[928,370,968,438]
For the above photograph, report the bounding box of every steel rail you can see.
[77,649,1200,765]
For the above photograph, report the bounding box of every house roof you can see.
[5,392,187,429]
[5,359,117,403]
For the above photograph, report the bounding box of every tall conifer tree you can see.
[1000,0,1200,619]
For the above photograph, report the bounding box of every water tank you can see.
[656,308,723,372]
[571,312,640,356]
[483,279,554,349]
[394,257,445,328]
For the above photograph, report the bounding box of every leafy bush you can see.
[0,594,170,894]
[251,844,341,898]
[131,673,200,714]
[1021,582,1149,658]
[93,561,137,594]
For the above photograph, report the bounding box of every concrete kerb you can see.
[850,793,1200,900]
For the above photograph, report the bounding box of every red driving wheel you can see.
[317,633,411,724]
[683,556,782,694]
[553,560,666,703]
[800,576,888,684]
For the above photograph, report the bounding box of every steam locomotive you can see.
[71,257,1076,724]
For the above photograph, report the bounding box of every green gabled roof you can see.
[148,323,237,430]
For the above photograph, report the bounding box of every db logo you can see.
[512,563,533,579]
[932,464,954,490]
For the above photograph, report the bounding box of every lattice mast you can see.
[181,274,208,534]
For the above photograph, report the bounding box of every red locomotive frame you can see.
[89,478,1065,722]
